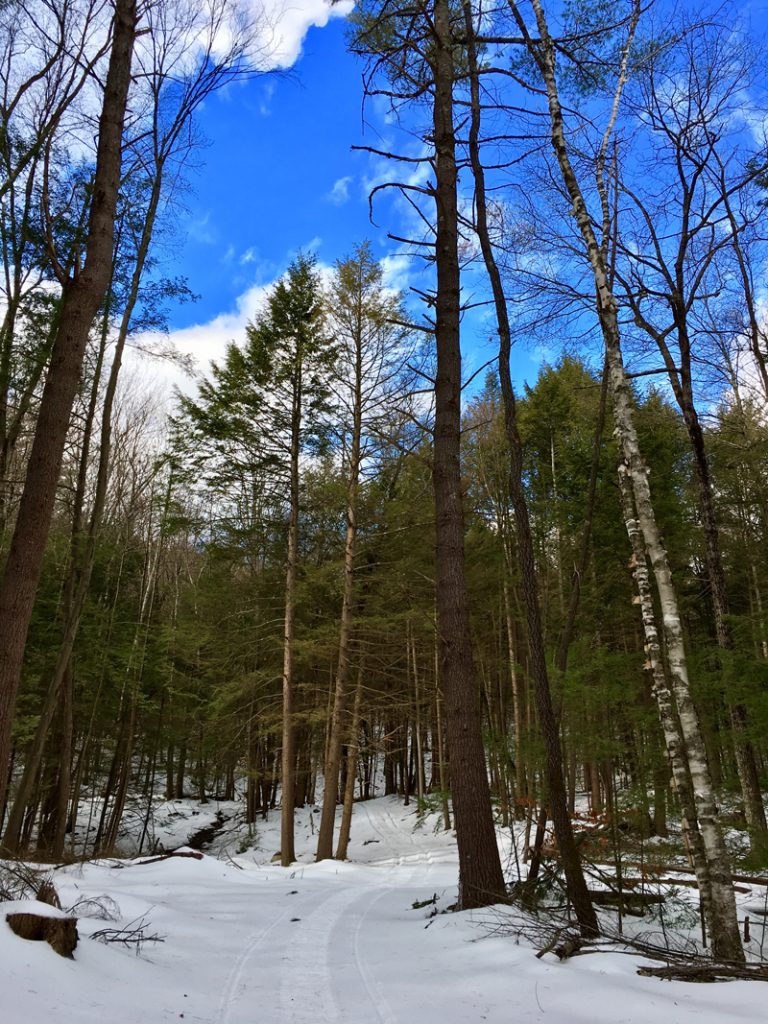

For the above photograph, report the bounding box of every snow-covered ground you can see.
[3,797,765,1023]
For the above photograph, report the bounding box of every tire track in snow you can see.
[215,885,323,1024]
[277,881,374,1023]
[358,799,456,874]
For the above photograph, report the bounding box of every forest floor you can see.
[3,795,767,1023]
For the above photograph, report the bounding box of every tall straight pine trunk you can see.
[430,0,506,911]
[316,353,361,860]
[280,391,301,866]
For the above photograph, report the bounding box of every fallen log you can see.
[601,875,752,895]
[130,849,204,866]
[587,890,665,916]
[618,861,768,888]
[638,963,768,983]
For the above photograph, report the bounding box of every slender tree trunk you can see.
[676,387,766,838]
[336,664,365,861]
[462,1,596,934]
[513,0,743,961]
[280,398,300,866]
[316,341,362,860]
[411,628,425,808]
[502,578,526,810]
[434,624,451,831]
[0,0,138,811]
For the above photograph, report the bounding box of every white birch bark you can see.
[513,0,745,962]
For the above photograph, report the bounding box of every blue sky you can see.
[175,16,380,327]
[140,4,510,398]
[143,0,768,405]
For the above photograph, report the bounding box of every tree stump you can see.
[5,900,78,957]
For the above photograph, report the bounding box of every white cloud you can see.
[326,175,353,205]
[127,279,274,402]
[258,80,276,115]
[241,0,355,70]
[127,243,421,406]
[380,254,412,293]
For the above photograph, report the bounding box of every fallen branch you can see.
[638,963,768,983]
[91,914,164,955]
[130,850,204,866]
[618,862,767,888]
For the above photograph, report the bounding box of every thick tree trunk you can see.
[430,0,506,910]
[3,308,111,853]
[0,0,138,812]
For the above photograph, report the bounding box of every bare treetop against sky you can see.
[135,2,513,393]
[133,0,768,400]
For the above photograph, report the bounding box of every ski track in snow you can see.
[214,887,318,1024]
[216,876,403,1024]
[217,802,434,1024]
[277,882,379,1024]
[5,795,766,1024]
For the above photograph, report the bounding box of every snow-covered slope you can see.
[2,797,763,1023]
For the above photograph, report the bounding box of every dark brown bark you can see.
[0,0,138,812]
[3,300,113,854]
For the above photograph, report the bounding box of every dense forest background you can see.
[1,0,768,964]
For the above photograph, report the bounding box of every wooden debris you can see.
[605,875,752,895]
[36,880,62,908]
[131,849,204,866]
[588,890,665,914]
[6,911,78,957]
[619,861,768,888]
[637,963,768,984]
[536,929,584,960]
